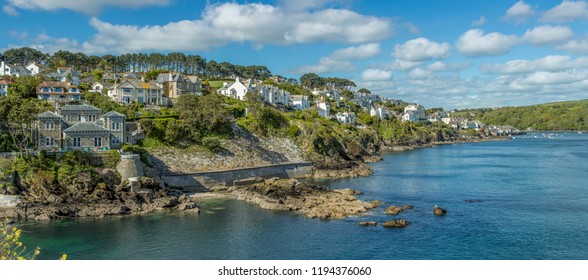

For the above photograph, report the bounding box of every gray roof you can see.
[102,111,126,117]
[291,95,306,101]
[218,82,235,90]
[38,111,62,118]
[64,122,109,133]
[60,104,102,112]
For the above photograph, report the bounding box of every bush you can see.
[202,137,222,153]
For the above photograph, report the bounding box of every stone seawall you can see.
[161,162,313,191]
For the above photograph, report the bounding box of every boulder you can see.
[385,205,404,215]
[382,219,409,228]
[336,188,364,196]
[402,205,414,209]
[434,204,447,216]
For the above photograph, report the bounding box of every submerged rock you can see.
[382,219,410,228]
[359,221,378,226]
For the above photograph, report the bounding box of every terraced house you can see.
[37,104,127,152]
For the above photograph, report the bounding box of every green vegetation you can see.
[453,99,588,131]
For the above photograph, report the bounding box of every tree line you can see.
[0,47,272,80]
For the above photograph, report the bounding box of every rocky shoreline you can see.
[230,178,382,219]
[0,177,199,221]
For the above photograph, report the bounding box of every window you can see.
[138,89,143,93]
[65,115,71,122]
[45,137,55,146]
[73,137,81,147]
[45,121,54,130]
[94,137,102,147]
[122,88,131,93]
[77,115,81,122]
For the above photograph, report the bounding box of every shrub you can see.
[202,137,222,153]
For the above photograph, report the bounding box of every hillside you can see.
[453,99,588,131]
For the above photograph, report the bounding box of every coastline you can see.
[0,136,511,221]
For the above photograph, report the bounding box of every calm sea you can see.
[18,133,588,259]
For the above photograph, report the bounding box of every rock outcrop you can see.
[0,177,199,221]
[359,221,378,226]
[382,219,410,228]
[231,178,380,219]
[309,162,373,179]
[434,204,447,216]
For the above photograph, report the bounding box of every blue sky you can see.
[2,0,588,109]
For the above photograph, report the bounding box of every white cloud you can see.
[291,43,379,74]
[393,37,451,62]
[5,0,171,15]
[456,29,520,57]
[285,9,392,44]
[427,61,470,72]
[481,55,588,74]
[473,16,487,26]
[503,1,536,23]
[387,60,422,72]
[291,57,355,74]
[523,25,574,45]
[278,0,339,11]
[3,4,18,16]
[522,71,588,85]
[74,3,393,53]
[542,1,588,22]
[362,69,392,81]
[558,38,588,54]
[331,43,380,60]
[409,68,432,80]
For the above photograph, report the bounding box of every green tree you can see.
[6,76,42,99]
[0,96,40,155]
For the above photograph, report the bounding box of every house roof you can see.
[291,95,306,101]
[60,104,101,112]
[0,79,9,85]
[120,79,162,90]
[37,81,76,89]
[64,122,109,133]
[37,111,62,118]
[102,111,126,117]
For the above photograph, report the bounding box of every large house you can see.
[0,79,9,97]
[0,61,31,77]
[291,95,310,110]
[156,73,201,99]
[370,106,390,120]
[89,81,113,94]
[258,85,291,106]
[336,111,357,124]
[217,77,252,100]
[315,101,331,118]
[36,104,126,152]
[402,104,426,122]
[48,67,81,85]
[36,81,82,102]
[26,62,50,76]
[108,78,166,106]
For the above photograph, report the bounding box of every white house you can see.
[89,82,113,94]
[108,79,165,106]
[0,79,9,96]
[316,101,330,118]
[370,106,389,120]
[26,62,50,76]
[336,112,357,124]
[217,77,251,100]
[0,61,31,77]
[402,104,426,122]
[258,85,291,106]
[291,95,310,110]
[48,67,81,85]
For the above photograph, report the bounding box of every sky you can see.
[1,0,588,109]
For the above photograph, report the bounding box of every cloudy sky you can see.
[2,0,588,109]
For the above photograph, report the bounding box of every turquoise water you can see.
[18,133,588,259]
